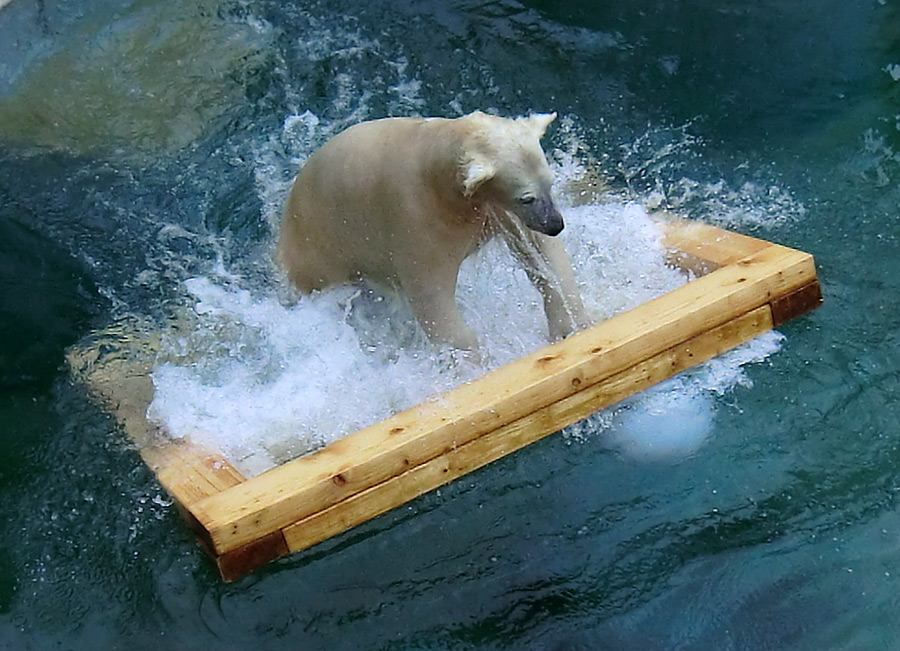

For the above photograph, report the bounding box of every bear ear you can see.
[521,112,557,138]
[462,156,496,197]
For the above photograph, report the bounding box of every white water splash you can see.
[148,191,691,476]
[148,108,794,475]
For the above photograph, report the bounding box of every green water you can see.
[1,0,899,649]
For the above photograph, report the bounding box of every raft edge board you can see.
[279,304,775,556]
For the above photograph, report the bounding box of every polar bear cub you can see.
[277,111,590,351]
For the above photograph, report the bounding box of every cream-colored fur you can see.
[277,111,589,351]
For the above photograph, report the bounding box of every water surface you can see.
[1,0,898,649]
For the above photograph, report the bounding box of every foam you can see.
[591,328,784,462]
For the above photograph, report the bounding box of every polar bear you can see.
[277,111,590,351]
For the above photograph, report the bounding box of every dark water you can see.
[1,0,899,649]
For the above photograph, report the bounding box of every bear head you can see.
[460,111,564,236]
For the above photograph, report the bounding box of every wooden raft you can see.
[84,220,822,581]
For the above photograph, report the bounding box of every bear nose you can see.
[543,214,564,236]
[538,197,565,236]
[517,194,565,236]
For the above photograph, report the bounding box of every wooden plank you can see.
[151,442,246,506]
[215,531,290,583]
[771,280,823,326]
[660,219,772,270]
[189,243,817,555]
[281,304,774,555]
[66,325,246,507]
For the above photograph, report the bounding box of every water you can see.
[1,0,898,648]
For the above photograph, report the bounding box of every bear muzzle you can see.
[519,195,565,237]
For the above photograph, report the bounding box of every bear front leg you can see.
[505,230,591,341]
[399,265,479,352]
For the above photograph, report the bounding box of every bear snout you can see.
[521,195,564,236]
[542,212,565,237]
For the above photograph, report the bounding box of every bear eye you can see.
[519,195,536,205]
